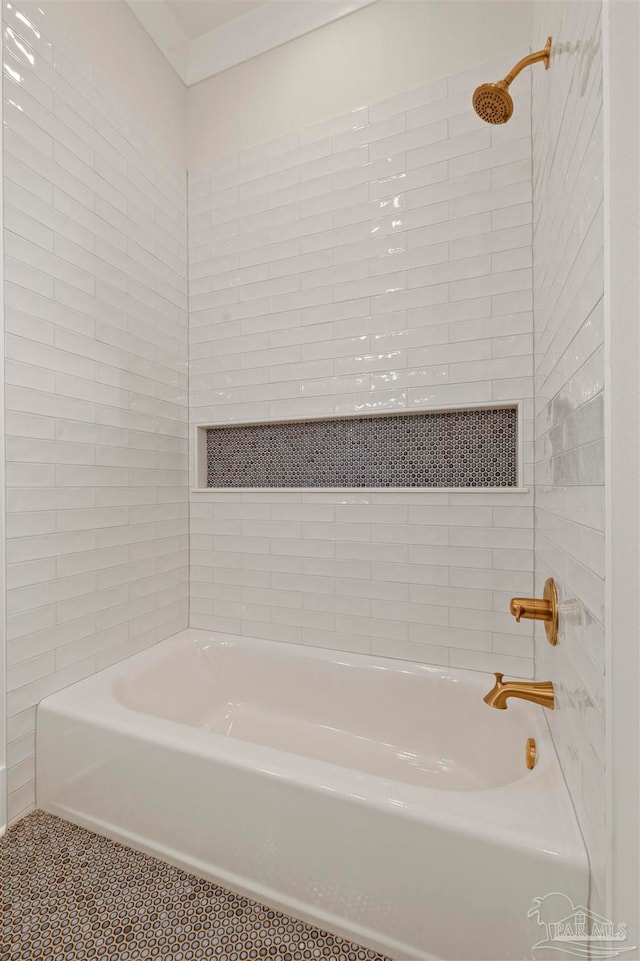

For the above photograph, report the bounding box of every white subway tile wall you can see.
[3,2,189,822]
[532,1,605,912]
[189,58,535,673]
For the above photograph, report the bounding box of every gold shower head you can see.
[472,37,552,125]
[472,82,513,125]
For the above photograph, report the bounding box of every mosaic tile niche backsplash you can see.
[206,407,517,488]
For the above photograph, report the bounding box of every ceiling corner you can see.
[128,0,379,88]
[127,0,190,84]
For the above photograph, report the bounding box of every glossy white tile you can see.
[4,0,189,820]
[531,0,605,913]
[188,54,533,674]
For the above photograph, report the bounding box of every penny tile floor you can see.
[2,811,392,961]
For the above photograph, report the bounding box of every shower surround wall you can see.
[189,58,536,672]
[531,1,605,911]
[3,3,189,822]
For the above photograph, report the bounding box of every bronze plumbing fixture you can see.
[472,37,552,124]
[510,577,559,646]
[483,674,555,711]
[525,737,537,770]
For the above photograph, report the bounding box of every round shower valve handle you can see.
[509,578,559,646]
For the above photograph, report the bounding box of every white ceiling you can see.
[165,1,269,41]
[127,0,378,86]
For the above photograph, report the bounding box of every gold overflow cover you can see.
[526,737,537,770]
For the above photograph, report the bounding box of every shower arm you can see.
[501,37,552,87]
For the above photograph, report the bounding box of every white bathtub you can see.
[37,629,588,960]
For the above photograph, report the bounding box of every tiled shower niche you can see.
[205,406,518,489]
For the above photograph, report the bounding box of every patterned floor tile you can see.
[1,811,392,961]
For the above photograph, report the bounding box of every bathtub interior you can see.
[112,631,541,791]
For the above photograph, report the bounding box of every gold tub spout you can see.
[483,673,555,710]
